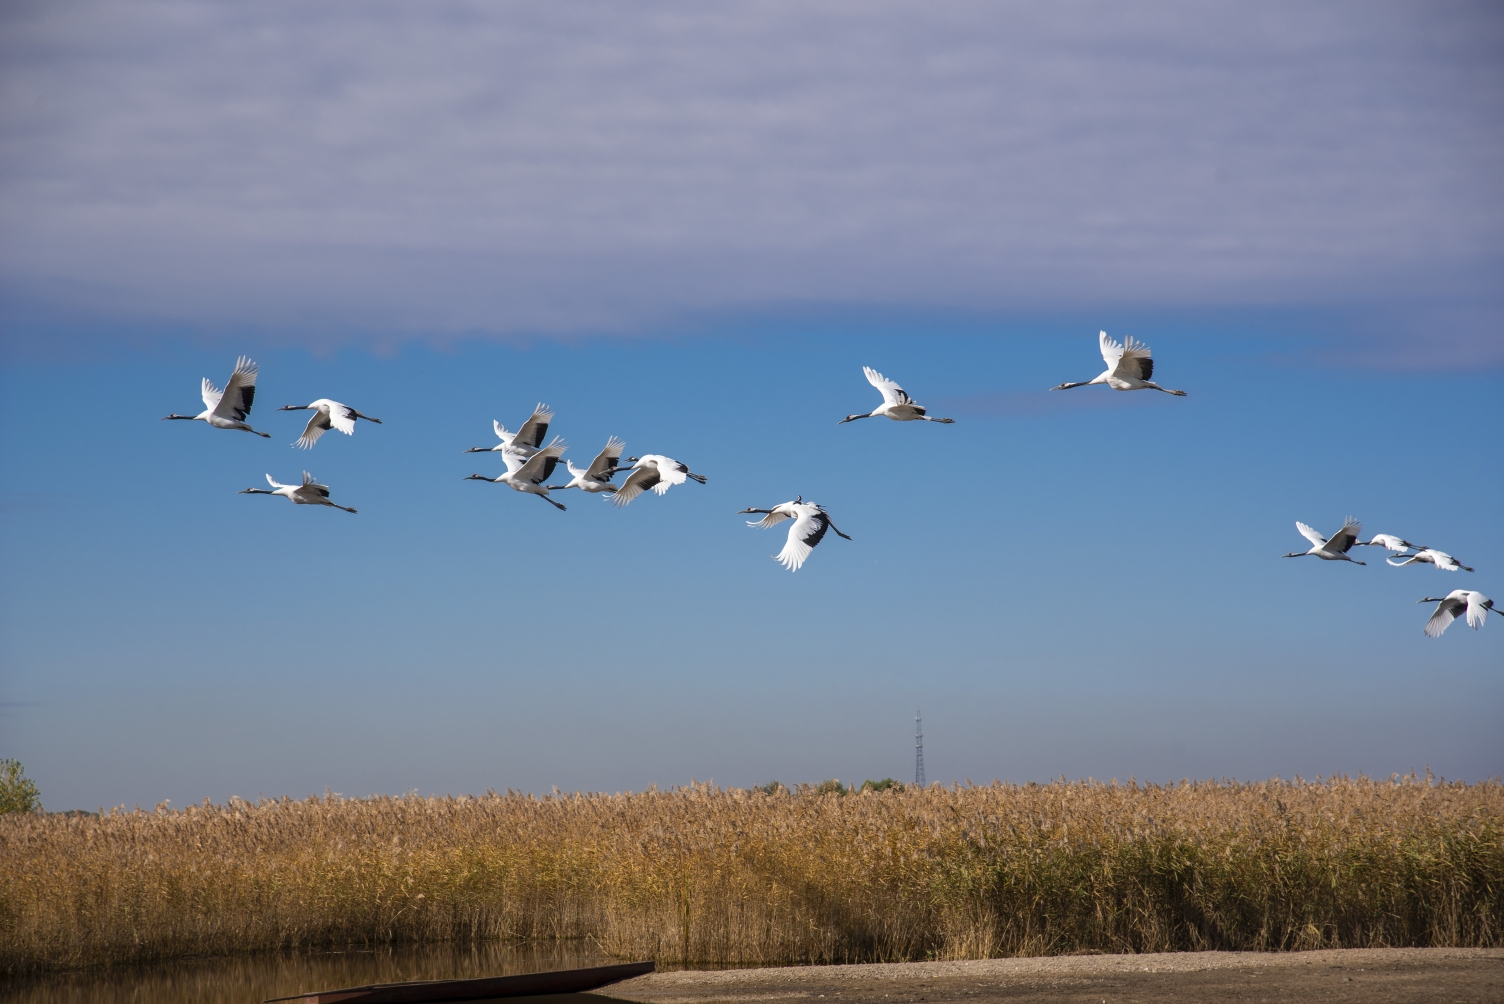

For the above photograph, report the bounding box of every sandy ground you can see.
[595,949,1504,1004]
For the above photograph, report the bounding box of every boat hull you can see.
[264,960,656,1004]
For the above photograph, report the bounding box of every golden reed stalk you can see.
[2,776,1500,974]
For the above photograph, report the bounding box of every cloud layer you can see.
[2,1,1501,342]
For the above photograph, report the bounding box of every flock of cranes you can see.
[164,335,1492,636]
[1283,518,1493,637]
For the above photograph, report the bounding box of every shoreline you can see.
[605,949,1504,1004]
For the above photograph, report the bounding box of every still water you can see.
[0,941,625,1004]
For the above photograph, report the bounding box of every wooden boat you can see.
[263,960,656,1004]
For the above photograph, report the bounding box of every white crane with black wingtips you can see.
[738,496,852,572]
[840,367,955,424]
[1389,549,1475,573]
[1282,518,1366,564]
[464,437,570,510]
[547,437,626,494]
[162,356,271,437]
[278,399,382,449]
[1419,590,1495,637]
[1051,331,1187,396]
[239,471,356,512]
[604,455,707,508]
[464,404,554,458]
[1358,533,1420,554]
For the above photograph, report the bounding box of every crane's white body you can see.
[1051,331,1187,395]
[163,356,271,436]
[549,436,625,494]
[465,437,569,509]
[239,471,356,512]
[738,497,852,572]
[465,404,554,457]
[1284,518,1365,563]
[1390,549,1474,572]
[279,399,382,449]
[1360,534,1419,553]
[1419,590,1494,637]
[841,367,954,424]
[606,454,707,507]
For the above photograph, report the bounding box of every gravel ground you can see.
[596,949,1504,1004]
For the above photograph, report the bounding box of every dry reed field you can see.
[2,776,1500,975]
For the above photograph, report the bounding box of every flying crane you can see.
[162,356,272,437]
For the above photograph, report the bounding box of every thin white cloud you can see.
[1,1,1501,350]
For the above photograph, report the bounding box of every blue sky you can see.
[1,2,1501,810]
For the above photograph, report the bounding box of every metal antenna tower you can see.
[914,711,925,788]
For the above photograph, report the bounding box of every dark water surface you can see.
[0,941,624,1004]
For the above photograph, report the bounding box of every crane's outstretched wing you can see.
[774,506,830,572]
[497,447,530,476]
[1296,522,1327,548]
[1387,554,1422,567]
[863,367,912,407]
[585,437,626,482]
[1115,335,1154,381]
[300,471,331,497]
[326,401,357,436]
[1100,332,1153,381]
[1324,518,1361,554]
[296,409,332,449]
[1424,550,1470,572]
[492,420,516,447]
[608,465,661,507]
[747,506,795,529]
[265,473,287,489]
[1424,597,1463,637]
[202,378,225,412]
[513,404,554,451]
[515,438,567,484]
[1464,592,1493,629]
[212,357,259,421]
[1097,331,1125,371]
[651,458,689,495]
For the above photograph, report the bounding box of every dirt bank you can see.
[601,949,1504,1004]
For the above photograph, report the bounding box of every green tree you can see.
[859,777,904,793]
[0,759,41,814]
[815,779,848,796]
